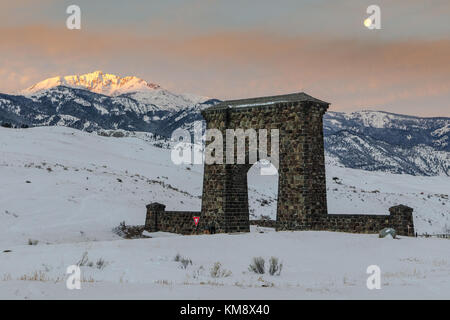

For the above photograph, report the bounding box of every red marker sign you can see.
[193,216,200,226]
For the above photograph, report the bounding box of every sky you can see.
[0,0,449,116]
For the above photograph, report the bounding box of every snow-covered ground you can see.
[1,230,449,299]
[0,126,449,299]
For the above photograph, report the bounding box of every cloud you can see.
[0,25,449,116]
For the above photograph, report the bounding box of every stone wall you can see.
[250,219,278,228]
[145,203,415,236]
[144,203,202,235]
[314,205,415,236]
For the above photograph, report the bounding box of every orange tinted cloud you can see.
[0,25,449,116]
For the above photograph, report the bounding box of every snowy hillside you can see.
[0,126,448,248]
[324,111,450,176]
[0,126,449,299]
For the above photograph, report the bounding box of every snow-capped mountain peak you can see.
[21,71,161,96]
[18,71,211,114]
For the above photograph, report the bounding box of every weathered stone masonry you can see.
[200,93,329,234]
[145,203,200,235]
[144,92,415,236]
[314,205,415,236]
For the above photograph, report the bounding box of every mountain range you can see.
[0,71,448,176]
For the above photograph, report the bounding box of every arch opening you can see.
[247,159,279,226]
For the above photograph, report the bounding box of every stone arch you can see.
[200,92,329,233]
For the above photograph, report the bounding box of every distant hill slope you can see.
[323,111,449,176]
[1,77,448,176]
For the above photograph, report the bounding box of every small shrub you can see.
[192,266,205,279]
[174,254,192,269]
[112,131,125,138]
[96,258,107,270]
[268,257,283,276]
[77,252,107,269]
[112,221,146,239]
[180,257,192,269]
[77,251,90,267]
[19,270,48,281]
[210,262,232,278]
[248,257,265,274]
[28,239,38,246]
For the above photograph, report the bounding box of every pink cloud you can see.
[0,26,449,116]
